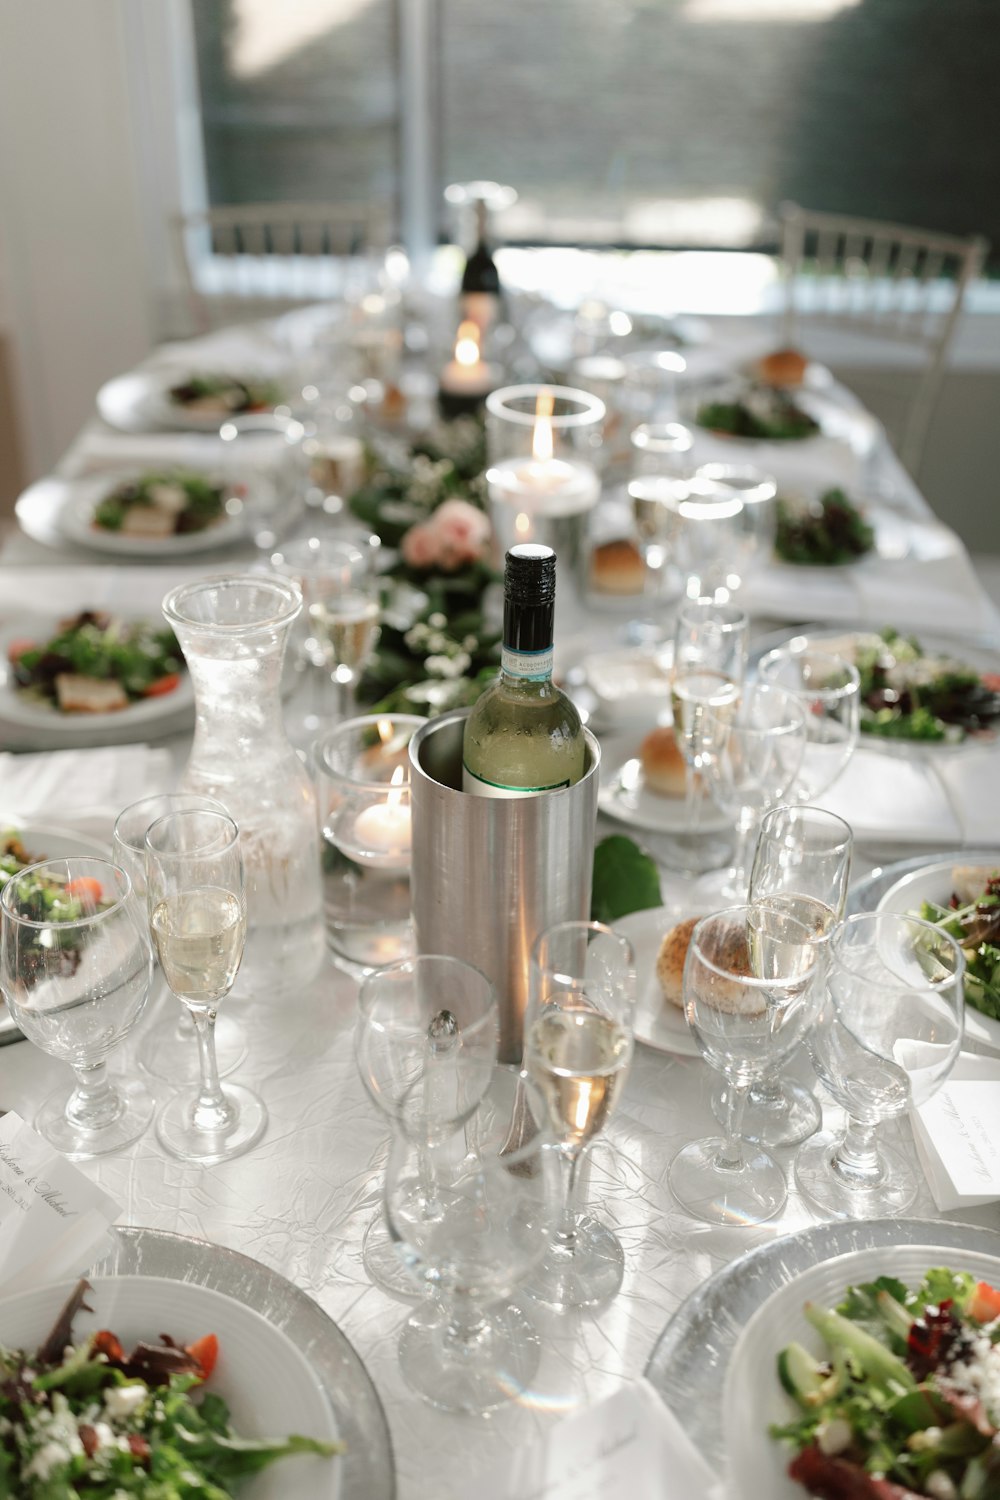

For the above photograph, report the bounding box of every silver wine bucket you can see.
[409,708,601,1064]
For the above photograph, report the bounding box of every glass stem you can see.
[728,810,756,898]
[443,1293,490,1351]
[715,1078,750,1172]
[552,1145,585,1254]
[684,757,705,836]
[832,1115,883,1189]
[66,1060,122,1132]
[189,1008,233,1134]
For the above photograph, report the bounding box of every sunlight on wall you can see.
[231,0,375,78]
[684,0,861,21]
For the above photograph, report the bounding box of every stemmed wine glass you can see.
[700,682,807,901]
[354,954,499,1300]
[715,804,854,1149]
[671,598,749,844]
[757,646,861,801]
[668,903,827,1225]
[522,920,637,1308]
[795,912,964,1219]
[385,1066,555,1413]
[0,858,153,1158]
[145,809,266,1163]
[113,794,248,1083]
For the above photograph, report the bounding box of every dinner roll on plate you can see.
[639,726,688,798]
[656,915,765,1017]
[753,347,808,389]
[590,539,645,596]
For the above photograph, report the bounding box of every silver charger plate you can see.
[91,1226,396,1500]
[644,1216,1000,1476]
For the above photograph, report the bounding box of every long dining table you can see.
[2,307,1000,1499]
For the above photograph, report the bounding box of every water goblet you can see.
[0,858,153,1158]
[700,683,807,902]
[757,645,861,801]
[385,1066,555,1413]
[668,903,826,1225]
[355,954,499,1299]
[218,411,308,553]
[671,598,749,847]
[113,794,248,1083]
[522,920,637,1308]
[795,911,964,1219]
[145,809,266,1164]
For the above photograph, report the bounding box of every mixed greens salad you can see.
[775,489,876,567]
[167,374,283,415]
[918,869,1000,1022]
[8,612,185,713]
[851,629,1000,744]
[695,385,820,441]
[772,1266,1000,1500]
[93,472,230,537]
[0,1279,342,1497]
[0,830,43,891]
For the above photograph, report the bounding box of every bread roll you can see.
[590,539,645,596]
[754,347,808,389]
[656,916,765,1017]
[656,915,700,1009]
[639,726,688,798]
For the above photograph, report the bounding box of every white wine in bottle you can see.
[462,543,585,797]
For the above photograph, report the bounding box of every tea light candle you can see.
[349,767,412,872]
[439,321,500,417]
[486,388,600,533]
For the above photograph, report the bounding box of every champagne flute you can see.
[713,804,854,1150]
[523,920,637,1309]
[671,598,749,842]
[757,646,861,801]
[0,859,153,1158]
[113,794,248,1083]
[145,809,266,1164]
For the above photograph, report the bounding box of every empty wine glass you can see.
[757,645,861,801]
[795,911,964,1219]
[695,463,777,598]
[113,794,248,1084]
[218,411,308,553]
[671,598,749,846]
[145,809,266,1164]
[355,954,499,1299]
[700,683,807,901]
[522,920,637,1308]
[0,858,153,1158]
[668,903,826,1225]
[385,1066,555,1413]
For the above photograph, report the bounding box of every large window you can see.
[191,0,1000,267]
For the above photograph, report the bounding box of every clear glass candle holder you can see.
[485,384,605,567]
[314,714,426,978]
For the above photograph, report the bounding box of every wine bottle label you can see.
[501,645,554,681]
[462,763,571,797]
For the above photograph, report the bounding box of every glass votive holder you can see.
[313,714,426,977]
[485,383,605,570]
[219,411,308,553]
[621,349,687,426]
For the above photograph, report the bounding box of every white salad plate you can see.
[97,367,288,434]
[771,500,958,570]
[722,1243,1000,1500]
[614,905,703,1058]
[597,732,729,835]
[0,1274,341,1500]
[57,472,248,557]
[0,613,194,739]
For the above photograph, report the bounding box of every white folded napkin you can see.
[912,1053,1000,1211]
[0,564,225,618]
[0,745,173,844]
[471,1378,717,1500]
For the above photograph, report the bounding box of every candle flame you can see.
[454,321,481,368]
[387,763,405,810]
[515,511,532,537]
[377,718,394,745]
[532,388,555,464]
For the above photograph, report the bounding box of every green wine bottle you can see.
[462,543,585,797]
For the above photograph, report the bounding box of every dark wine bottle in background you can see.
[460,198,502,337]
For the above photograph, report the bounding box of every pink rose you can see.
[401,522,439,569]
[429,499,491,567]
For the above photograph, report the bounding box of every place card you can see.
[912,1069,1000,1211]
[0,1112,121,1297]
[474,1378,717,1500]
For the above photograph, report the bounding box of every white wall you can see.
[0,0,160,476]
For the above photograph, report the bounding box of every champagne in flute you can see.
[525,1003,633,1148]
[671,669,740,764]
[150,887,246,1008]
[309,592,381,674]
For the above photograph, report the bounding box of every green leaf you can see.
[591,835,661,923]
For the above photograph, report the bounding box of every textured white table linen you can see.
[0,745,172,843]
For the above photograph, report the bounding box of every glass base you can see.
[523,1215,625,1309]
[362,1212,422,1301]
[398,1299,540,1414]
[669,1135,787,1226]
[794,1130,918,1220]
[328,920,415,980]
[711,1075,821,1149]
[155,1081,268,1164]
[138,1004,248,1084]
[37,1077,154,1160]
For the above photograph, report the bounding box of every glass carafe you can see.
[162,575,326,996]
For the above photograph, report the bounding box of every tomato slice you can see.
[92,1329,125,1362]
[142,673,181,699]
[968,1281,1000,1322]
[6,639,36,664]
[65,877,104,905]
[185,1333,218,1378]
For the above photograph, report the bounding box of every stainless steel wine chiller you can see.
[409,708,601,1064]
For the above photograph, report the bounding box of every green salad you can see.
[852,629,1000,744]
[775,489,876,566]
[0,1279,342,1497]
[9,612,185,713]
[695,386,820,441]
[94,472,230,537]
[167,374,283,414]
[918,868,1000,1021]
[771,1266,1000,1500]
